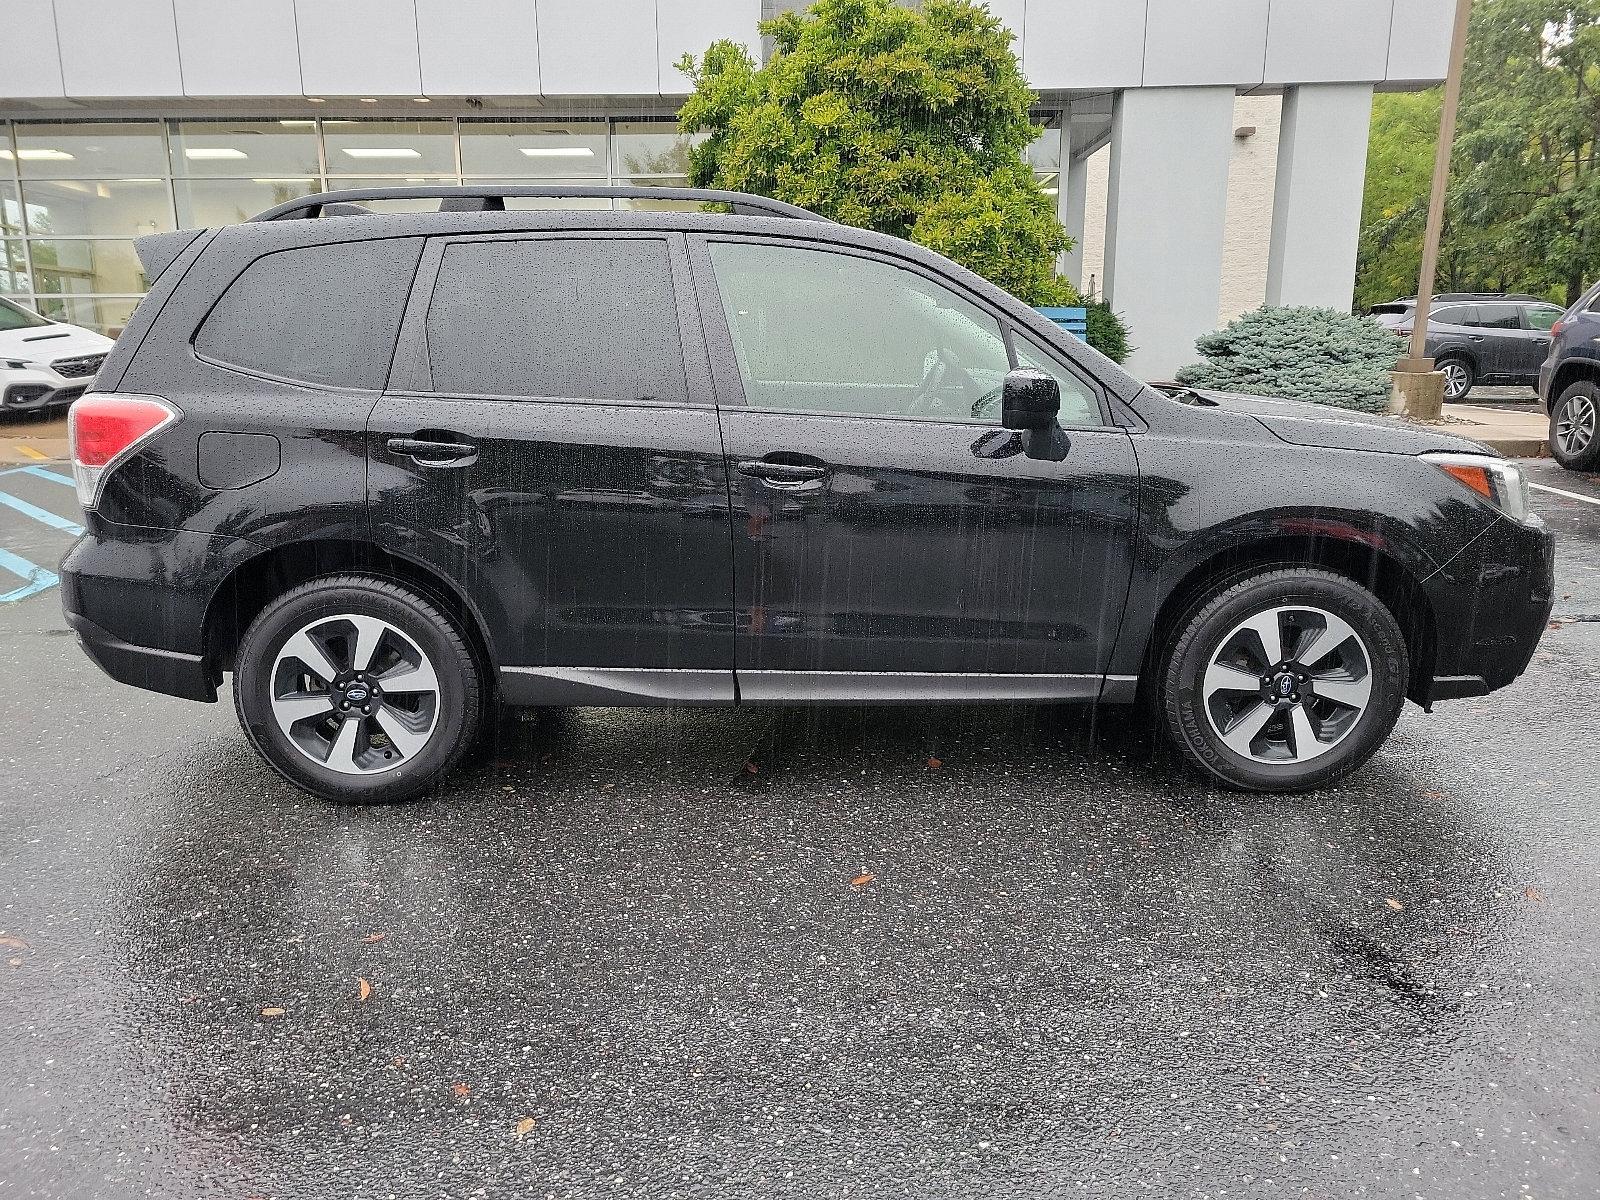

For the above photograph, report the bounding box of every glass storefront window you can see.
[34,294,141,337]
[323,177,463,212]
[612,121,698,178]
[459,179,613,209]
[21,179,174,238]
[1,182,22,237]
[10,122,167,179]
[174,177,321,227]
[321,120,455,176]
[28,240,147,296]
[460,120,608,178]
[169,120,321,178]
[0,241,28,294]
[615,176,705,210]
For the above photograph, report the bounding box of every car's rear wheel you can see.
[1550,381,1600,471]
[234,574,483,804]
[1439,356,1475,402]
[1159,568,1408,792]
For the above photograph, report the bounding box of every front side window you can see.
[195,237,423,390]
[707,240,1010,422]
[425,237,687,403]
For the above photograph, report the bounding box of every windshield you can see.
[0,298,54,332]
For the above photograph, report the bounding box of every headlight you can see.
[1421,452,1532,522]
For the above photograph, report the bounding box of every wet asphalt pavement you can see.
[1,457,1598,1199]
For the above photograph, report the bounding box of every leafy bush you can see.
[1174,306,1403,413]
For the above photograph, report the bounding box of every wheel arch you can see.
[1138,534,1437,706]
[1549,359,1600,406]
[203,538,497,687]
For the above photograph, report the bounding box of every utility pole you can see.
[1392,0,1473,421]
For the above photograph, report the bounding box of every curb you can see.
[1463,435,1549,459]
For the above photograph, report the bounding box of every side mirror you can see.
[1001,367,1061,430]
[1001,368,1069,462]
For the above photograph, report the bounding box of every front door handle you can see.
[736,460,826,486]
[387,435,477,464]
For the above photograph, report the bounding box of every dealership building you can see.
[1,0,1453,377]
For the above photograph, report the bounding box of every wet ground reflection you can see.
[103,703,1528,1197]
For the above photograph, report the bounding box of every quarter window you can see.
[1431,306,1476,326]
[195,237,423,390]
[425,237,687,403]
[707,240,1010,422]
[1527,305,1563,331]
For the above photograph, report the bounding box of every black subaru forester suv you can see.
[60,185,1555,803]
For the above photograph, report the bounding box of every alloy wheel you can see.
[270,614,441,775]
[1202,605,1373,765]
[1556,394,1596,457]
[1441,362,1470,400]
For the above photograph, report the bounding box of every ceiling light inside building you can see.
[341,148,423,159]
[184,147,249,160]
[520,146,594,158]
[0,148,76,161]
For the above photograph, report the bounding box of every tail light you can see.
[68,393,179,511]
[1551,320,1564,338]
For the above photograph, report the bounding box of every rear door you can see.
[368,230,736,704]
[689,234,1138,702]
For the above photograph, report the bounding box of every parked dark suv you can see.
[1538,280,1600,471]
[1372,293,1565,401]
[60,186,1555,803]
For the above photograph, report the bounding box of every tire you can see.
[1158,568,1408,793]
[1439,356,1475,402]
[1550,381,1600,471]
[233,574,484,804]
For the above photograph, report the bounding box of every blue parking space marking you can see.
[6,465,77,489]
[0,545,59,604]
[0,487,84,535]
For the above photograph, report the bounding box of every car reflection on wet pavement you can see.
[1,460,1598,1198]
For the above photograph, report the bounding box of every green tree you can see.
[676,0,1131,360]
[1356,0,1600,308]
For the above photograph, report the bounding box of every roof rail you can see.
[249,184,829,223]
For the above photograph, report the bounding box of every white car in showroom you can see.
[0,297,115,417]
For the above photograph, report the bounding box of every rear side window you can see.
[1431,305,1476,326]
[424,237,687,403]
[1476,303,1522,329]
[196,237,422,389]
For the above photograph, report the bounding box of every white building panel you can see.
[295,0,422,98]
[55,0,185,98]
[1387,0,1456,83]
[1144,0,1269,88]
[658,0,760,94]
[416,0,541,96]
[1264,0,1392,85]
[539,0,659,96]
[983,0,1028,62]
[6,1,66,99]
[1024,1,1147,92]
[174,0,302,97]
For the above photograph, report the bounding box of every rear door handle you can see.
[736,460,826,485]
[387,435,477,464]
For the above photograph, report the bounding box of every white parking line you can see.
[1530,481,1600,507]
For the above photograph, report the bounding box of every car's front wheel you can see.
[1159,568,1408,792]
[234,574,483,803]
[1550,381,1600,471]
[1439,356,1475,402]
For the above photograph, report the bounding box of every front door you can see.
[690,236,1139,703]
[369,231,736,705]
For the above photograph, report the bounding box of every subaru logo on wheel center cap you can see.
[346,684,370,703]
[1278,676,1295,698]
